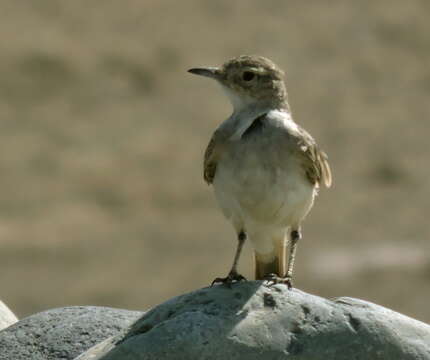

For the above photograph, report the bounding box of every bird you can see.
[188,55,331,288]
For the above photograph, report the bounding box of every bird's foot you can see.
[263,273,293,290]
[211,271,247,288]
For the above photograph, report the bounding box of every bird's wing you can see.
[203,130,224,184]
[294,127,332,188]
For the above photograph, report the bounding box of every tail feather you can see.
[254,237,286,279]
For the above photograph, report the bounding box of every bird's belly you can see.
[213,149,315,227]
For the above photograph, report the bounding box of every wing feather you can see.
[295,128,332,188]
[203,131,224,184]
[203,118,332,188]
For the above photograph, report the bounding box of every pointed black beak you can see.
[188,67,221,80]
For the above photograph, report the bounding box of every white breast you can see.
[213,110,315,230]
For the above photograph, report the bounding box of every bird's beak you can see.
[188,66,221,80]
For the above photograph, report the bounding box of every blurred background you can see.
[0,0,429,322]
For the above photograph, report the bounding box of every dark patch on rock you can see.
[347,313,361,332]
[301,304,311,317]
[287,335,304,355]
[263,292,276,308]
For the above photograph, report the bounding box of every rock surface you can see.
[0,300,18,331]
[0,306,142,360]
[76,281,430,360]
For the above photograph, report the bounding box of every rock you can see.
[75,281,430,360]
[0,306,142,360]
[0,300,18,331]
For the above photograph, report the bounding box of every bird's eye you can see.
[242,71,255,81]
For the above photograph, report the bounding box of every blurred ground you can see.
[0,0,429,321]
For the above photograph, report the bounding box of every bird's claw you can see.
[263,273,293,290]
[211,272,247,287]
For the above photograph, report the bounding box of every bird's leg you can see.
[211,231,247,287]
[284,228,301,289]
[264,228,301,289]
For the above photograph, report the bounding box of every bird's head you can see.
[189,55,289,112]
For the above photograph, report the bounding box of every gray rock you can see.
[76,281,430,360]
[0,300,18,331]
[0,306,142,360]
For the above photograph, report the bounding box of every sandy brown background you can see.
[0,1,429,322]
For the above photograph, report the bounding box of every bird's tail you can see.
[254,236,287,280]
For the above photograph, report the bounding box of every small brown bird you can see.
[189,55,331,288]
